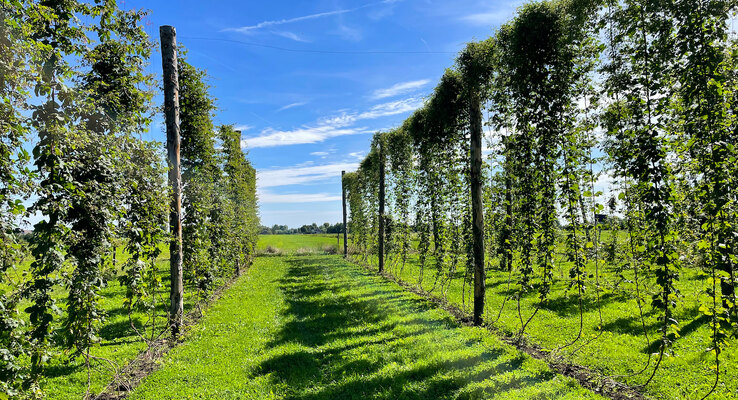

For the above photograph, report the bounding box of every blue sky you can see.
[125,0,523,227]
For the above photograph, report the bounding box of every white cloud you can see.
[234,124,253,132]
[259,209,342,227]
[244,125,369,148]
[225,9,353,33]
[592,168,616,195]
[420,38,431,52]
[357,97,424,119]
[348,151,365,160]
[257,162,358,188]
[310,151,330,157]
[256,162,357,205]
[224,1,402,34]
[272,31,310,43]
[258,190,342,203]
[371,79,430,100]
[277,102,308,112]
[332,22,363,41]
[459,7,514,26]
[243,97,424,148]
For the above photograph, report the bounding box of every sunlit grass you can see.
[257,233,344,255]
[1,243,205,400]
[358,229,738,400]
[129,255,601,399]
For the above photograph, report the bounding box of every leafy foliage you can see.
[345,0,738,396]
[0,1,260,398]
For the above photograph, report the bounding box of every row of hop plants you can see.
[0,1,259,398]
[344,0,738,397]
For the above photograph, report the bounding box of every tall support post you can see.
[342,171,348,258]
[378,142,386,274]
[234,129,243,277]
[469,90,486,326]
[160,25,184,335]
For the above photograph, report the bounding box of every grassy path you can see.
[129,256,602,399]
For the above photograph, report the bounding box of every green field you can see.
[257,233,344,254]
[128,254,601,399]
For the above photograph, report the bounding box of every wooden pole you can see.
[469,90,486,326]
[160,25,184,335]
[378,142,385,274]
[342,171,348,258]
[234,129,242,276]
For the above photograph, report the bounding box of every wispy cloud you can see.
[348,151,365,160]
[225,9,353,33]
[258,190,342,203]
[371,79,430,100]
[357,97,424,119]
[244,125,369,148]
[243,96,424,148]
[271,31,310,42]
[224,1,401,34]
[277,102,308,112]
[234,124,253,132]
[256,162,357,204]
[460,7,515,26]
[258,162,358,188]
[420,38,431,52]
[332,21,363,41]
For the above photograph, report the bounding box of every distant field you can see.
[257,233,344,254]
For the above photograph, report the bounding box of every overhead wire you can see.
[179,35,456,55]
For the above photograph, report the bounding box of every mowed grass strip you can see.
[128,255,602,400]
[257,233,343,254]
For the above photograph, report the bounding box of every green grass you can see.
[357,231,738,400]
[0,235,336,399]
[129,254,602,400]
[257,233,344,254]
[16,232,727,399]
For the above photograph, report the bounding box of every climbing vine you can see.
[178,55,219,296]
[0,2,260,397]
[344,0,738,396]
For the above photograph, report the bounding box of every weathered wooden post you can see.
[378,141,385,274]
[469,90,485,326]
[342,171,348,258]
[234,129,243,277]
[160,25,184,335]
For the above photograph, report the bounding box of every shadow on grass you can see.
[540,291,625,317]
[600,312,659,337]
[642,313,709,354]
[256,256,558,400]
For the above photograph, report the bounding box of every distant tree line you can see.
[261,222,344,235]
